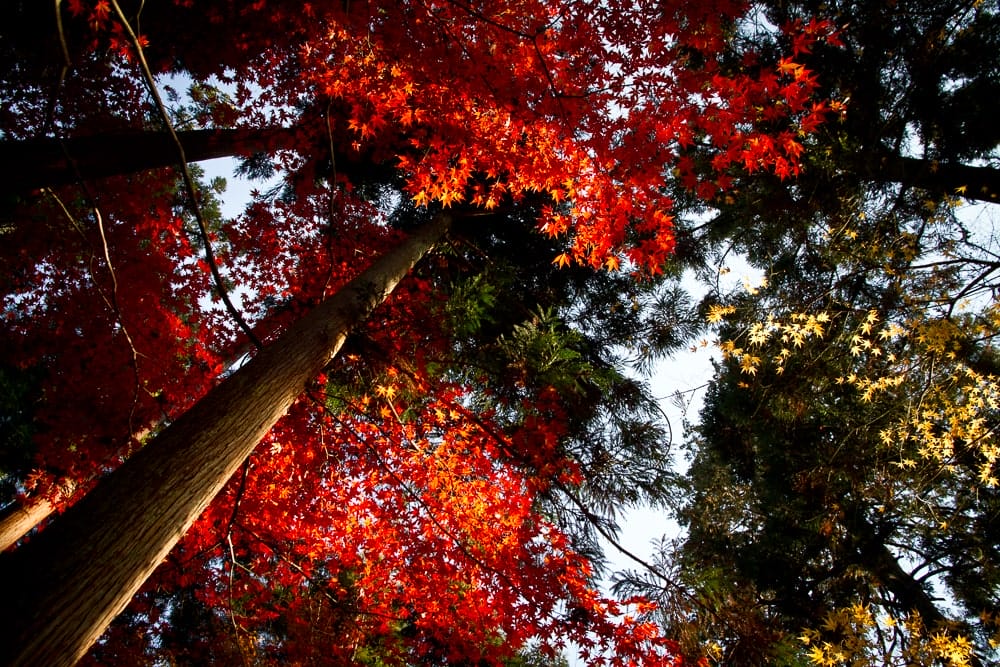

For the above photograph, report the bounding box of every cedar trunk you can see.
[9,129,997,204]
[0,478,76,552]
[0,213,451,667]
[0,125,398,554]
[849,511,985,667]
[0,495,54,553]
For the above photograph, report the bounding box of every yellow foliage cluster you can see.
[708,300,1000,489]
[834,314,1000,488]
[799,605,975,667]
[835,312,908,399]
[878,363,1000,487]
[980,611,1000,652]
[715,311,829,376]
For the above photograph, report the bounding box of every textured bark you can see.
[0,479,75,552]
[851,517,948,626]
[0,498,52,552]
[0,496,55,552]
[0,213,451,667]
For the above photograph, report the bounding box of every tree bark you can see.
[1,127,287,192]
[9,130,996,206]
[0,478,76,552]
[864,151,1000,205]
[0,126,397,193]
[850,517,948,626]
[0,430,148,551]
[0,212,451,667]
[0,496,54,552]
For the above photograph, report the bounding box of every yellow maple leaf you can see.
[740,355,760,375]
[707,304,737,323]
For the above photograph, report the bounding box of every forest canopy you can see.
[1,0,998,666]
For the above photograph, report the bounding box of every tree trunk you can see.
[0,428,150,550]
[0,212,451,667]
[0,126,397,193]
[0,495,54,552]
[851,517,948,626]
[0,478,76,552]
[1,127,289,192]
[863,151,1000,205]
[11,129,996,206]
[849,513,985,667]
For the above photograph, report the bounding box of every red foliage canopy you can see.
[1,0,838,663]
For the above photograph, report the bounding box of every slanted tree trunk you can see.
[1,428,152,550]
[0,212,451,667]
[851,517,948,626]
[2,127,290,192]
[0,478,76,552]
[0,495,54,552]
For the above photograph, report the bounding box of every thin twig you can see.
[322,101,340,298]
[224,460,252,540]
[226,533,252,667]
[54,0,72,67]
[44,188,145,441]
[109,0,261,349]
[46,1,72,135]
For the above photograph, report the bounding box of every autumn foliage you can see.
[0,0,836,663]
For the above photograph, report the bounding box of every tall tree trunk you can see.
[10,129,996,205]
[1,429,150,550]
[1,126,397,193]
[0,212,451,667]
[850,516,948,626]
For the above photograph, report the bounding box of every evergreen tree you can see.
[617,0,1000,663]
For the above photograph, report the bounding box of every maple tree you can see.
[0,0,834,664]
